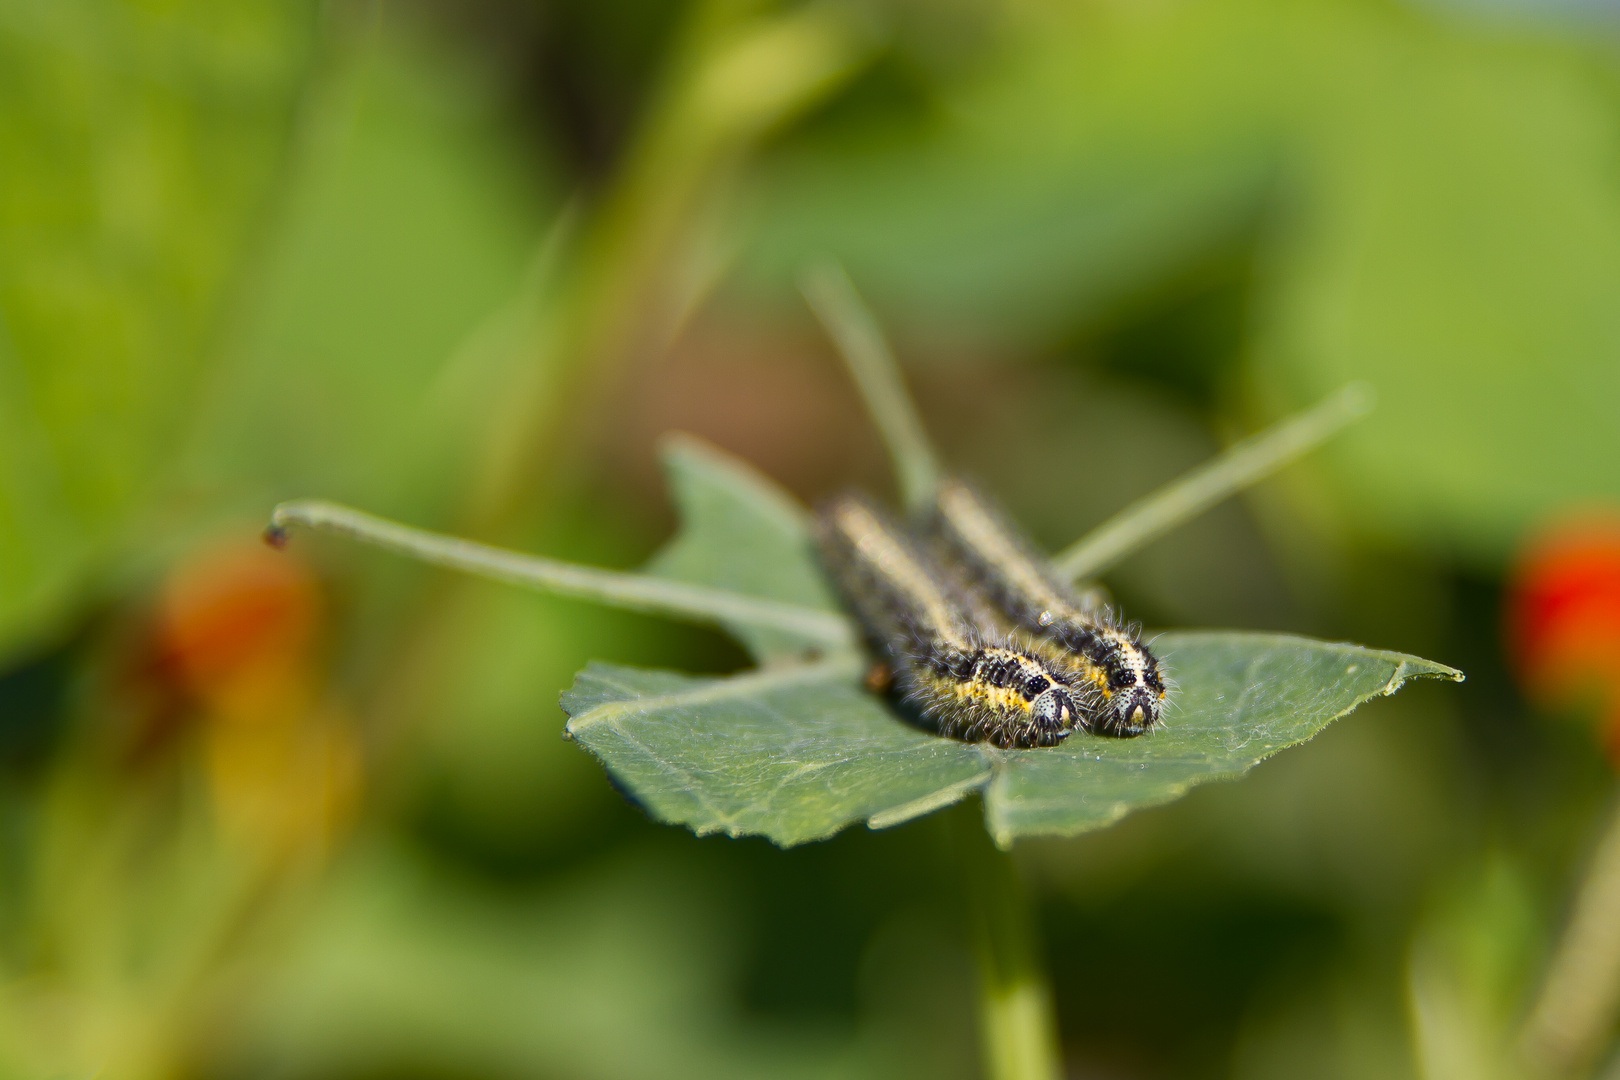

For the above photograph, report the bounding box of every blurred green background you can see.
[4,0,1620,1076]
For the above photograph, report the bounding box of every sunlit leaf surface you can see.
[562,441,1460,846]
[564,633,1457,847]
[643,434,842,662]
[564,658,991,847]
[981,631,1459,845]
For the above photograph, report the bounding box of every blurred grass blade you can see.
[460,3,872,534]
[1521,793,1620,1077]
[1054,383,1374,581]
[800,259,941,512]
[268,499,854,649]
[1408,856,1538,1080]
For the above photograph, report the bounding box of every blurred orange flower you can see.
[160,539,320,720]
[157,537,360,859]
[1506,513,1620,763]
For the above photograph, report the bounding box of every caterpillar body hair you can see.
[814,494,1093,749]
[932,479,1168,737]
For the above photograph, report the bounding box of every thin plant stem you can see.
[467,9,869,537]
[267,499,855,650]
[1053,382,1375,581]
[352,9,869,769]
[1522,790,1620,1078]
[800,259,941,513]
[949,803,1064,1080]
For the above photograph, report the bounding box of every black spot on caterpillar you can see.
[932,479,1168,737]
[814,493,1091,749]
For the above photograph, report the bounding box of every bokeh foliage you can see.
[744,0,1620,564]
[0,0,321,654]
[2,0,1618,1078]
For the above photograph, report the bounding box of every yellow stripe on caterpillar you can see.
[932,479,1169,738]
[815,494,1095,749]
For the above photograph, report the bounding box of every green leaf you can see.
[643,433,843,662]
[563,632,1459,848]
[980,631,1460,846]
[562,440,1461,847]
[562,657,991,847]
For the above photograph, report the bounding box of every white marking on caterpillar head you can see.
[1031,687,1078,733]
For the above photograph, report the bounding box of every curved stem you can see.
[267,499,855,650]
[800,259,941,513]
[1054,383,1375,581]
[951,803,1064,1080]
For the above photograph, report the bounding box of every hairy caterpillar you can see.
[932,478,1168,737]
[814,494,1091,749]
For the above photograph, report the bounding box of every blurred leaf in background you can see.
[180,7,560,529]
[0,2,972,1079]
[741,0,1620,566]
[0,0,321,656]
[172,5,593,848]
[7,0,1620,1078]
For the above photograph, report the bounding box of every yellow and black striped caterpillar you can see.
[931,479,1167,737]
[815,494,1091,749]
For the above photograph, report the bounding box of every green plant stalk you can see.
[1054,382,1375,581]
[267,499,854,649]
[466,6,872,537]
[951,804,1064,1080]
[800,259,942,513]
[358,2,870,756]
[1521,790,1620,1078]
[804,263,1371,581]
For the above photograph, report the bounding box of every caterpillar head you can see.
[1093,645,1166,737]
[1029,686,1081,745]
